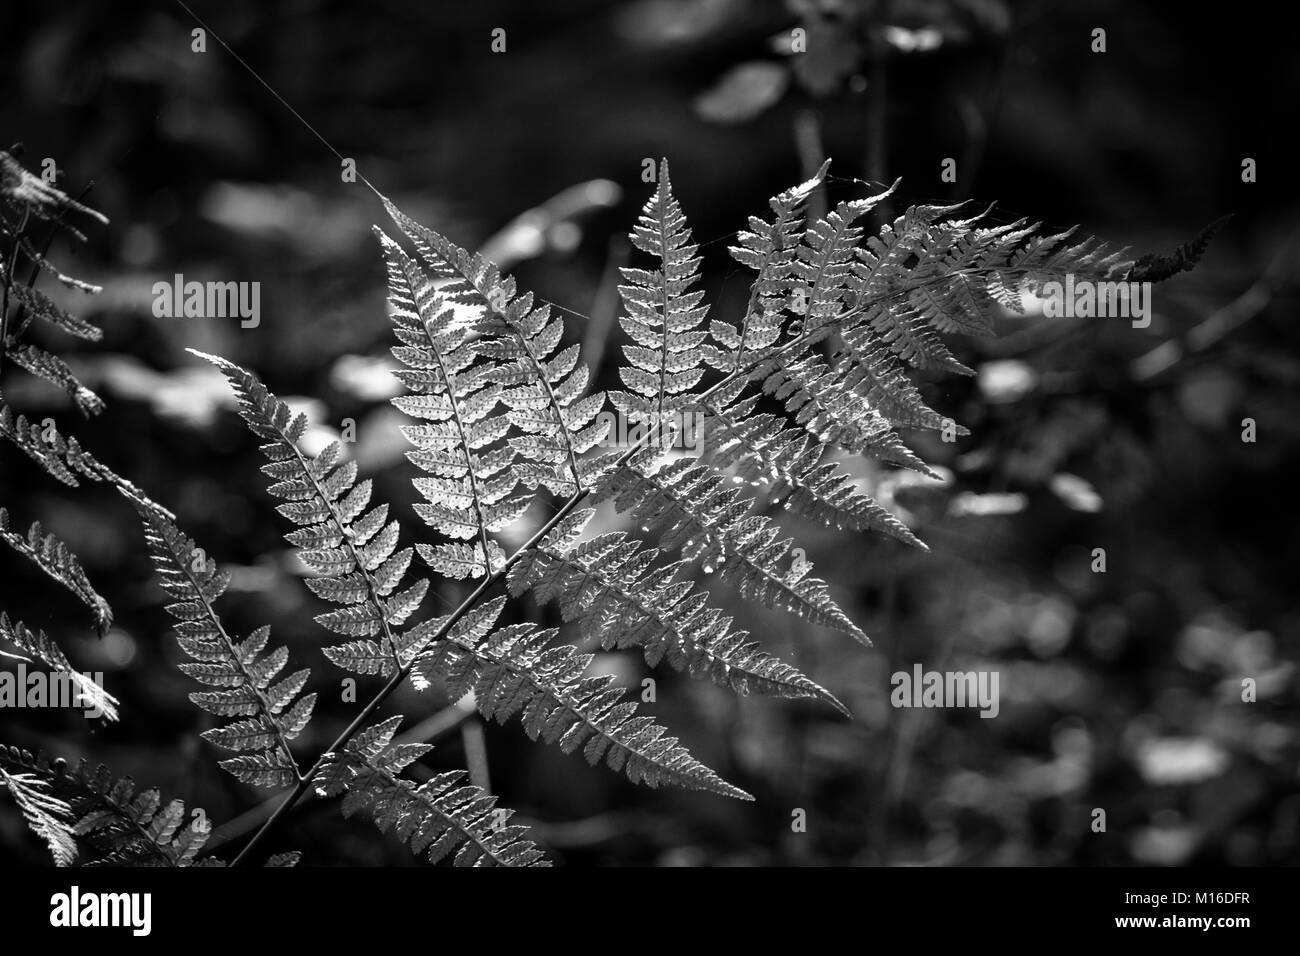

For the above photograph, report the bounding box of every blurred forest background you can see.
[2,0,1298,866]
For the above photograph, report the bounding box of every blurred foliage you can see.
[1,0,1297,866]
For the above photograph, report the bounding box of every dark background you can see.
[2,0,1298,866]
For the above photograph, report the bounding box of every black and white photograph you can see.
[0,0,1292,937]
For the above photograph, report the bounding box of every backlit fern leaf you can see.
[694,384,924,547]
[792,180,900,338]
[611,161,710,430]
[508,508,847,712]
[0,403,166,512]
[193,350,431,676]
[4,283,103,341]
[0,746,213,866]
[133,498,311,789]
[0,766,77,866]
[379,200,609,498]
[0,612,118,720]
[314,715,548,866]
[0,506,113,634]
[1,149,107,228]
[372,231,524,580]
[596,450,869,645]
[831,326,958,434]
[2,340,103,416]
[843,205,1134,374]
[704,161,829,372]
[413,595,751,799]
[480,297,609,497]
[753,352,936,476]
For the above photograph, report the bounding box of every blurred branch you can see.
[581,235,628,383]
[479,179,621,272]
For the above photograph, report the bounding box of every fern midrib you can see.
[408,218,586,491]
[654,196,673,425]
[272,417,404,667]
[804,214,859,331]
[354,761,513,865]
[695,398,811,499]
[733,216,795,367]
[512,324,584,491]
[420,317,494,568]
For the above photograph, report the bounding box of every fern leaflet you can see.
[315,715,548,867]
[509,507,848,712]
[0,506,113,634]
[195,351,433,676]
[413,595,752,799]
[0,766,78,866]
[133,498,313,789]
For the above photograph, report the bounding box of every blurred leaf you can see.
[788,16,862,97]
[695,62,789,124]
[1049,473,1102,513]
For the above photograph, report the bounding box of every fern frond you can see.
[413,595,752,799]
[483,297,609,497]
[372,232,525,579]
[0,403,106,486]
[705,161,830,372]
[5,283,103,341]
[843,205,1133,373]
[0,746,212,866]
[0,149,108,227]
[0,766,77,865]
[610,160,710,430]
[595,450,869,645]
[6,234,102,294]
[314,715,548,866]
[2,340,104,416]
[193,350,430,674]
[133,499,310,789]
[1126,214,1231,283]
[379,201,608,498]
[0,507,113,634]
[0,612,118,720]
[0,404,168,514]
[509,508,847,713]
